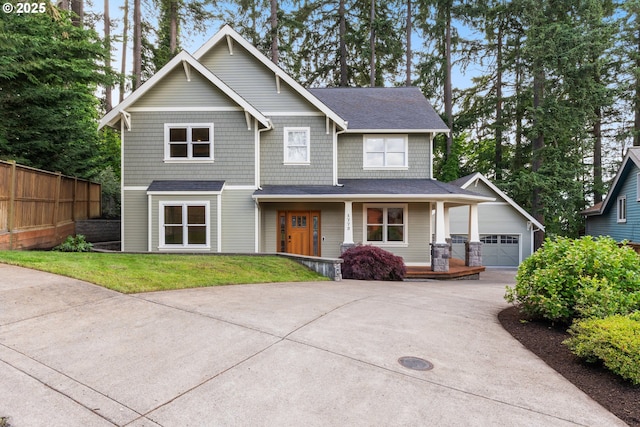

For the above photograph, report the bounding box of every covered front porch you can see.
[253,179,494,273]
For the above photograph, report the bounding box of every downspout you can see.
[335,124,348,186]
[255,119,273,252]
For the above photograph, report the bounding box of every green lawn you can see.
[0,251,328,293]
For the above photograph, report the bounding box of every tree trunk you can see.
[370,0,376,87]
[270,0,279,64]
[169,0,178,55]
[104,0,112,111]
[120,0,128,102]
[133,0,142,90]
[339,0,348,86]
[635,26,640,146]
[494,24,503,181]
[593,106,603,203]
[444,5,453,158]
[71,0,83,26]
[406,0,412,86]
[532,66,545,250]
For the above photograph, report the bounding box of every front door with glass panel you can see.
[277,211,321,256]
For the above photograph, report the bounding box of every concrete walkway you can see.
[0,264,626,427]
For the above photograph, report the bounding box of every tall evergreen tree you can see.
[0,4,112,177]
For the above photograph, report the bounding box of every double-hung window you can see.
[164,124,214,162]
[364,204,407,245]
[283,127,310,164]
[617,196,627,223]
[160,202,210,249]
[363,135,408,169]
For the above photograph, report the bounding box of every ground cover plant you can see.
[340,245,406,281]
[565,313,640,385]
[0,251,328,293]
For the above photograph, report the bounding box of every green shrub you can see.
[505,236,640,323]
[564,313,640,385]
[53,235,93,252]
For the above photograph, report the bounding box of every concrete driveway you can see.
[0,264,626,427]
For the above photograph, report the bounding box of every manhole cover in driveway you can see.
[398,356,433,371]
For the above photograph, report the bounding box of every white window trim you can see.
[362,203,409,247]
[617,196,627,223]
[363,134,409,170]
[283,127,311,165]
[159,201,211,250]
[164,123,215,162]
[637,173,640,201]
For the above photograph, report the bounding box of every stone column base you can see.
[340,243,356,254]
[431,243,450,272]
[465,241,482,267]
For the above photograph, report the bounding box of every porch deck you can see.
[406,258,485,280]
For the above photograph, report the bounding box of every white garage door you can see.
[451,234,520,267]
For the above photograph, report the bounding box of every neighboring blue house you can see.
[584,147,640,243]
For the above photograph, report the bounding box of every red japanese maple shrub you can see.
[340,245,406,281]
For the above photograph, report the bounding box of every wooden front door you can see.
[278,211,321,256]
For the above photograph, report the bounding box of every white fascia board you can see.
[99,51,269,130]
[252,193,494,202]
[146,191,223,196]
[459,172,545,232]
[193,25,348,130]
[343,129,450,134]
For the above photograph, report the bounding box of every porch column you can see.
[341,201,355,253]
[432,201,450,272]
[466,204,482,267]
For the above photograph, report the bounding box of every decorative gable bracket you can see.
[182,60,191,82]
[121,111,132,131]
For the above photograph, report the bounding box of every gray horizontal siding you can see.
[337,134,432,179]
[122,189,148,251]
[199,42,316,113]
[352,202,431,264]
[449,203,533,260]
[260,116,333,185]
[462,180,496,198]
[134,67,235,108]
[221,189,256,252]
[123,111,255,186]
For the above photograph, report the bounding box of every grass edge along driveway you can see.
[0,252,329,293]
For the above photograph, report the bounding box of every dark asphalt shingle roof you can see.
[147,180,225,192]
[255,179,482,197]
[308,87,447,131]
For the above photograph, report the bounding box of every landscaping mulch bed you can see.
[499,305,640,426]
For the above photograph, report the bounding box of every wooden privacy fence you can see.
[0,160,101,250]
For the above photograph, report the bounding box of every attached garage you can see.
[448,173,544,267]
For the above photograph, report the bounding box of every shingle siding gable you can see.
[123,111,255,187]
[198,42,317,113]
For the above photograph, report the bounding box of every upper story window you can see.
[164,124,214,162]
[618,196,627,223]
[284,127,310,164]
[363,135,408,169]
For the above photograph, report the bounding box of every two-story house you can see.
[99,25,492,272]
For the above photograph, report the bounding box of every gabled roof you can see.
[253,179,493,202]
[99,51,270,130]
[583,147,640,217]
[308,87,448,133]
[193,25,348,130]
[451,172,545,231]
